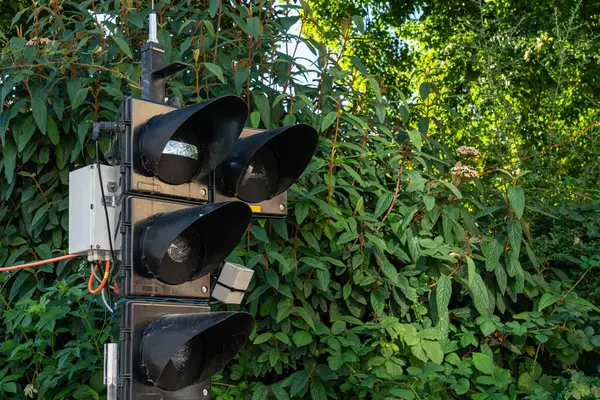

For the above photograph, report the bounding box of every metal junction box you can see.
[68,164,121,260]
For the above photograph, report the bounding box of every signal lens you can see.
[157,228,204,285]
[236,146,279,203]
[156,131,202,185]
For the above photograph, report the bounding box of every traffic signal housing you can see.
[120,301,253,398]
[214,124,319,217]
[115,95,255,399]
[119,197,251,298]
[119,96,247,202]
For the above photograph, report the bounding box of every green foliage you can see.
[0,1,599,400]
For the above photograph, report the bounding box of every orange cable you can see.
[0,254,79,272]
[88,260,110,295]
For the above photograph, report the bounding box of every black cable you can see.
[96,140,116,308]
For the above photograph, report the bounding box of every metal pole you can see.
[104,343,118,400]
[141,6,166,103]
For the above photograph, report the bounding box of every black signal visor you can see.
[136,95,248,185]
[138,202,251,285]
[140,311,254,391]
[221,124,318,203]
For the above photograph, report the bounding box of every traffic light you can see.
[115,95,256,399]
[214,124,319,217]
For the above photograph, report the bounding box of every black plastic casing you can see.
[118,301,211,400]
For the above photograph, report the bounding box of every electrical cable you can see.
[96,140,116,308]
[88,260,111,295]
[96,141,117,263]
[101,283,114,314]
[0,254,79,272]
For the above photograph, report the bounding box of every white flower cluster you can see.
[457,146,481,158]
[451,161,479,179]
[26,37,52,46]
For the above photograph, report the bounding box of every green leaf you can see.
[3,137,17,184]
[436,275,452,311]
[289,370,310,397]
[437,179,462,199]
[470,274,491,316]
[17,116,36,152]
[276,298,293,323]
[251,384,268,400]
[0,110,9,145]
[292,331,313,347]
[271,385,290,400]
[234,67,249,93]
[423,195,435,211]
[269,348,279,367]
[472,352,495,375]
[495,262,507,295]
[374,192,393,218]
[343,283,351,300]
[31,97,47,134]
[301,257,326,270]
[310,380,327,400]
[507,186,525,219]
[209,0,221,17]
[31,203,50,227]
[352,15,365,33]
[422,340,444,364]
[370,290,385,315]
[407,129,423,151]
[340,163,364,185]
[271,219,289,240]
[247,17,260,38]
[507,220,522,255]
[419,117,429,135]
[537,292,560,313]
[321,111,337,132]
[295,202,309,224]
[483,236,504,272]
[265,268,279,289]
[250,110,261,128]
[316,268,330,290]
[466,256,476,286]
[205,62,225,83]
[368,78,382,102]
[112,35,133,58]
[253,92,271,128]
[365,233,388,252]
[337,231,358,245]
[251,225,269,243]
[253,332,272,344]
[296,307,316,331]
[418,328,441,340]
[420,82,431,101]
[47,116,59,145]
[275,332,292,346]
[71,88,88,110]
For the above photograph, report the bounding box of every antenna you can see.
[147,0,158,43]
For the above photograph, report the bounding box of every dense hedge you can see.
[0,2,599,399]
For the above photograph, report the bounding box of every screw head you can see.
[200,188,207,196]
[201,286,208,293]
[279,204,285,211]
[202,389,209,396]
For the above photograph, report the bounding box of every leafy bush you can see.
[0,1,598,399]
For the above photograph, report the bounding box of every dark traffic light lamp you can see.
[120,301,253,399]
[119,96,248,202]
[214,124,319,217]
[119,197,251,298]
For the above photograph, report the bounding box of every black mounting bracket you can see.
[141,42,189,103]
